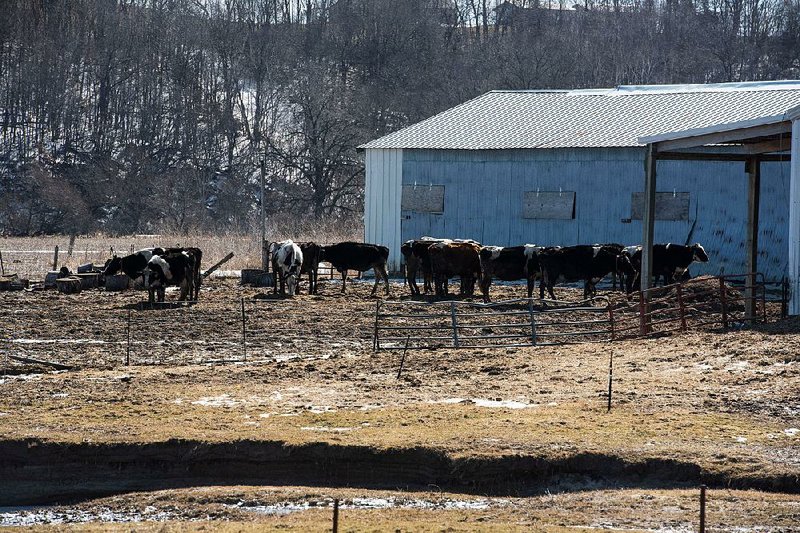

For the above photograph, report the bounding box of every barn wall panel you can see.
[401,148,791,280]
[364,148,403,272]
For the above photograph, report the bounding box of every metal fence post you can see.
[638,291,648,335]
[607,305,615,340]
[373,300,381,352]
[450,301,459,348]
[782,276,789,319]
[240,298,247,362]
[528,300,537,345]
[718,277,729,328]
[607,349,613,412]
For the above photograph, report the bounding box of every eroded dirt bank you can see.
[2,437,798,505]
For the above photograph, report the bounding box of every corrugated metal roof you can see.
[360,80,800,150]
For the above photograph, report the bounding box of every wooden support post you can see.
[0,250,4,276]
[202,252,235,278]
[52,245,59,271]
[607,306,615,340]
[641,144,658,293]
[641,144,657,334]
[67,234,76,257]
[745,157,761,320]
[788,114,800,315]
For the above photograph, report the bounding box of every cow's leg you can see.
[380,265,390,295]
[527,277,535,299]
[178,280,188,301]
[158,287,166,302]
[340,270,347,293]
[148,287,155,304]
[480,274,491,303]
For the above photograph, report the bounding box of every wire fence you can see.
[373,274,789,350]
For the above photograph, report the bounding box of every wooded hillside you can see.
[1,0,797,235]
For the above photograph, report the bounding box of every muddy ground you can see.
[0,278,798,530]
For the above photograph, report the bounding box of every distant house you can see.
[359,81,800,279]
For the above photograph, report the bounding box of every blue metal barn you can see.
[361,82,800,280]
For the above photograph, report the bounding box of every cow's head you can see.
[692,243,709,263]
[103,255,121,276]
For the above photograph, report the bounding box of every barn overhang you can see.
[638,107,798,316]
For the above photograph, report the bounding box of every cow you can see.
[429,241,481,297]
[295,242,322,295]
[143,251,194,303]
[478,244,542,303]
[270,240,303,296]
[320,241,390,295]
[537,245,626,300]
[401,238,445,295]
[594,243,626,290]
[624,243,709,292]
[159,247,203,300]
[103,248,163,286]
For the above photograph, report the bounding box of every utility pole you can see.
[260,159,269,272]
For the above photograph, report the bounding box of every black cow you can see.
[537,245,625,300]
[624,243,709,292]
[401,238,444,295]
[296,241,322,295]
[103,248,162,285]
[143,251,194,303]
[320,242,390,295]
[478,245,541,303]
[594,243,626,290]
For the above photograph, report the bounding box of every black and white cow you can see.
[478,244,541,303]
[320,241,390,295]
[537,244,625,300]
[270,240,303,296]
[296,242,322,295]
[429,241,482,297]
[143,251,194,303]
[162,247,202,300]
[624,243,709,292]
[103,248,163,285]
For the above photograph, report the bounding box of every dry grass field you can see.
[0,237,798,531]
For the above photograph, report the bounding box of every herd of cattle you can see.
[97,238,708,303]
[401,238,709,302]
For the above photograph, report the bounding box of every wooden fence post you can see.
[638,291,648,335]
[718,277,729,328]
[450,301,459,348]
[607,349,613,412]
[676,283,687,332]
[52,245,59,270]
[0,250,4,276]
[67,234,76,257]
[126,309,131,366]
[699,485,707,533]
[240,298,247,362]
[332,498,339,533]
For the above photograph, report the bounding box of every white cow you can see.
[270,240,304,296]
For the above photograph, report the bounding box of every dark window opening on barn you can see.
[631,192,690,221]
[523,191,576,219]
[402,184,444,213]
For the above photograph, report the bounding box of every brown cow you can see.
[428,241,481,297]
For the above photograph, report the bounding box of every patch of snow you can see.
[784,428,799,437]
[300,426,355,432]
[735,436,748,443]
